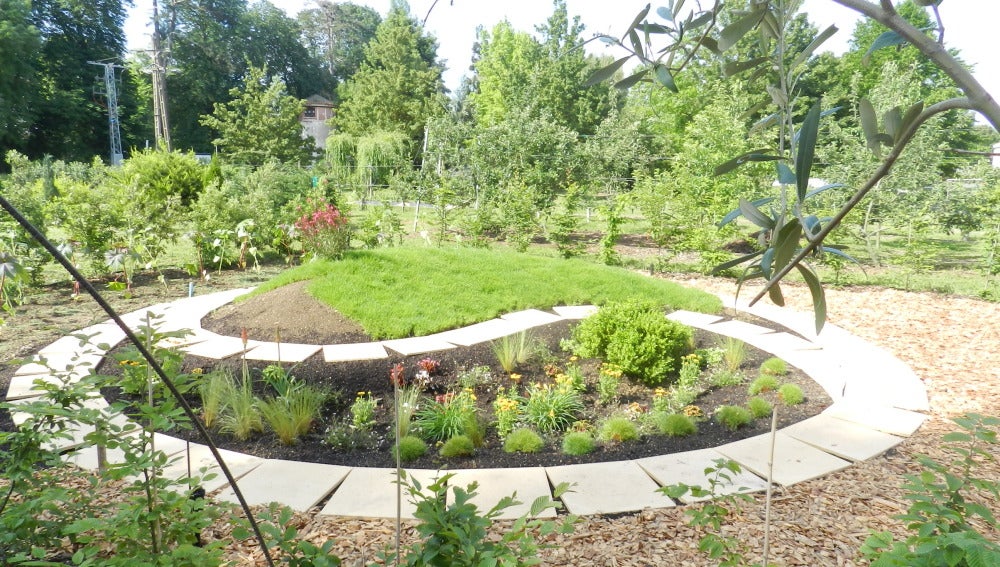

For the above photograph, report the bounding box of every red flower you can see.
[390,363,406,388]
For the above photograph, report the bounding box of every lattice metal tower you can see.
[89,59,125,166]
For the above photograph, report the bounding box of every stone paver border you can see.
[4,287,929,519]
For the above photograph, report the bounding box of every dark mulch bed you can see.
[99,314,829,471]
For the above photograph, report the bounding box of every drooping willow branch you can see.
[0,196,277,567]
[749,97,976,307]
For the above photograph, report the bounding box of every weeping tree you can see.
[324,131,411,202]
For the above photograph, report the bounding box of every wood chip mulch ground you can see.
[221,277,1000,566]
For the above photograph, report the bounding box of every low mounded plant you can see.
[760,356,788,376]
[503,427,545,453]
[440,434,475,458]
[709,369,744,388]
[570,300,693,386]
[395,435,428,462]
[715,405,752,431]
[324,420,376,451]
[561,431,596,455]
[747,396,773,419]
[654,412,698,437]
[778,383,805,405]
[748,375,780,396]
[597,416,639,443]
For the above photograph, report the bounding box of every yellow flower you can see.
[509,373,522,383]
[683,405,704,418]
[191,368,204,375]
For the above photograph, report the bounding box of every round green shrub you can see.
[760,357,789,376]
[654,412,698,437]
[394,435,427,462]
[716,405,752,431]
[778,383,805,405]
[561,431,596,455]
[439,435,475,458]
[748,375,780,395]
[571,300,693,386]
[747,396,773,419]
[597,416,640,443]
[503,428,545,453]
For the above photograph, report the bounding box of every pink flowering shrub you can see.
[293,200,351,259]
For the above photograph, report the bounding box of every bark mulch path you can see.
[221,277,1000,566]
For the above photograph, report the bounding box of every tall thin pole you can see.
[88,60,125,166]
[151,0,171,151]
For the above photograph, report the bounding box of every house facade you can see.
[301,95,335,150]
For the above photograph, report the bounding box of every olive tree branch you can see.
[749,97,975,307]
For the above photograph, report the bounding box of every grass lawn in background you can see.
[241,246,722,339]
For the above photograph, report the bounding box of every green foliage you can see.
[493,387,522,440]
[258,385,327,445]
[747,397,774,419]
[395,435,428,463]
[777,383,804,406]
[492,330,535,373]
[720,337,747,374]
[504,428,545,454]
[522,383,583,434]
[261,363,299,397]
[596,363,622,405]
[654,412,698,437]
[235,503,342,566]
[416,390,478,442]
[251,247,721,339]
[323,420,377,451]
[710,369,745,388]
[760,357,788,376]
[349,392,378,431]
[561,431,596,456]
[571,300,693,386]
[219,373,264,441]
[597,416,639,443]
[715,405,753,431]
[439,434,476,458]
[294,199,352,260]
[748,375,780,396]
[119,148,206,208]
[384,471,576,567]
[199,66,315,166]
[861,414,1000,567]
[198,369,232,428]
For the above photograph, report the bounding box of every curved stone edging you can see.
[4,287,929,518]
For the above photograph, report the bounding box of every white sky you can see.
[125,0,1000,122]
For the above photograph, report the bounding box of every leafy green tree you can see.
[199,66,315,166]
[333,5,446,146]
[0,0,40,161]
[297,1,381,91]
[467,21,541,129]
[243,1,329,99]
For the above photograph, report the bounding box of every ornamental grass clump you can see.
[503,428,545,453]
[561,431,596,455]
[720,336,747,373]
[748,375,780,396]
[416,390,478,442]
[439,434,475,458]
[747,396,773,419]
[394,435,427,463]
[716,405,753,431]
[198,369,232,428]
[597,416,639,443]
[654,412,698,437]
[778,383,805,405]
[760,357,788,376]
[258,385,327,445]
[219,374,263,441]
[492,330,535,373]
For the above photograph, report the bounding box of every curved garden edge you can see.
[5,283,931,521]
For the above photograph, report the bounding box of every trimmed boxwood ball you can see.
[760,357,788,376]
[561,431,596,455]
[503,428,545,453]
[716,405,752,431]
[439,435,475,458]
[778,383,805,405]
[747,396,773,419]
[748,375,780,395]
[394,435,427,462]
[597,416,639,443]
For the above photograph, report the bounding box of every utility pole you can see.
[150,0,172,151]
[88,59,125,166]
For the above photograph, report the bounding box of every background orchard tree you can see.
[199,66,315,166]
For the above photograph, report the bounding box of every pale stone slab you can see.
[169,288,254,317]
[823,401,927,437]
[782,415,905,462]
[156,328,215,349]
[446,467,555,519]
[545,461,667,516]
[666,310,725,329]
[5,369,93,400]
[160,444,263,493]
[551,305,597,319]
[433,319,522,346]
[216,460,351,511]
[774,349,848,401]
[68,433,190,470]
[381,336,456,356]
[716,432,851,487]
[319,468,441,519]
[500,309,564,327]
[636,448,768,503]
[242,342,321,362]
[323,342,389,362]
[180,336,255,359]
[38,335,97,355]
[739,332,820,354]
[71,323,127,350]
[841,351,928,411]
[704,320,776,342]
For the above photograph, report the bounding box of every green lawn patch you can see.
[245,247,721,339]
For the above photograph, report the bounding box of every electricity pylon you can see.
[88,59,125,166]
